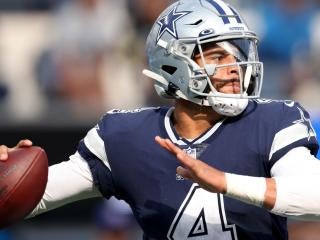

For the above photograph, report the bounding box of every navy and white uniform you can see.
[74,100,318,240]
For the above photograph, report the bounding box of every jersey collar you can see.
[164,107,226,145]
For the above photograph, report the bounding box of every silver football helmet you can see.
[143,0,263,116]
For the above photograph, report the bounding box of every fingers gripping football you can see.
[0,145,8,161]
[0,140,33,161]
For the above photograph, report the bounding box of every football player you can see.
[1,0,320,239]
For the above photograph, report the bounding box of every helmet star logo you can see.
[293,107,316,141]
[156,6,191,42]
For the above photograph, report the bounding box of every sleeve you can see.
[270,147,320,220]
[268,102,319,168]
[28,152,102,218]
[77,119,116,198]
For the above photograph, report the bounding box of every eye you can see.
[209,53,228,63]
[211,54,223,60]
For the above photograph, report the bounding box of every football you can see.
[0,146,48,229]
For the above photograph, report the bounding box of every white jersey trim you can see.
[164,107,187,145]
[271,147,320,176]
[194,119,226,144]
[84,127,111,171]
[164,107,225,145]
[269,123,316,160]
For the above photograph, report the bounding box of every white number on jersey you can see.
[167,184,238,240]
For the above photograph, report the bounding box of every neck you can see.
[172,99,223,140]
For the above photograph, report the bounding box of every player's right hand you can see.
[155,136,227,194]
[0,139,33,161]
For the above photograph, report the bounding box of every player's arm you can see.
[155,136,273,207]
[269,147,320,220]
[30,121,119,217]
[27,151,102,218]
[155,136,320,220]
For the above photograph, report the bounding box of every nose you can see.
[224,55,239,76]
[220,54,239,75]
[227,65,239,76]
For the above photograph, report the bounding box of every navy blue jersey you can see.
[78,100,319,240]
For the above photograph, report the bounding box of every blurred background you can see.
[0,0,320,239]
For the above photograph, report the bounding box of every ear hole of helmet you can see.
[161,65,177,75]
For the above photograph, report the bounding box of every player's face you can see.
[193,44,241,94]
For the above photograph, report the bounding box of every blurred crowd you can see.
[0,0,320,127]
[0,0,320,239]
[0,0,173,126]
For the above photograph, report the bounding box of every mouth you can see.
[213,78,241,94]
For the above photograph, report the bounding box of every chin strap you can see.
[208,96,248,116]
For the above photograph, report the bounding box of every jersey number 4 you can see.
[167,184,238,240]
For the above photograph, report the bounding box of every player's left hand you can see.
[155,136,227,194]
